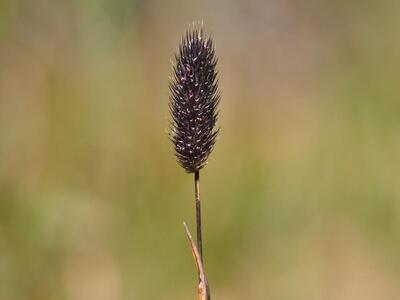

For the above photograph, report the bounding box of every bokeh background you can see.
[1,0,400,299]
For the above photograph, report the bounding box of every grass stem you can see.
[195,170,203,263]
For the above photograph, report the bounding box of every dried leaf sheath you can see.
[169,27,220,173]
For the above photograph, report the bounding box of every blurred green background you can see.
[1,0,400,299]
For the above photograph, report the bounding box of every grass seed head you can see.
[169,25,220,173]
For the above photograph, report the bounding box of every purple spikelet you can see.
[169,26,220,173]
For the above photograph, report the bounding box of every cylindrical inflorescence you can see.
[169,26,220,173]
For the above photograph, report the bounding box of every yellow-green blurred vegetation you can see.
[1,0,400,299]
